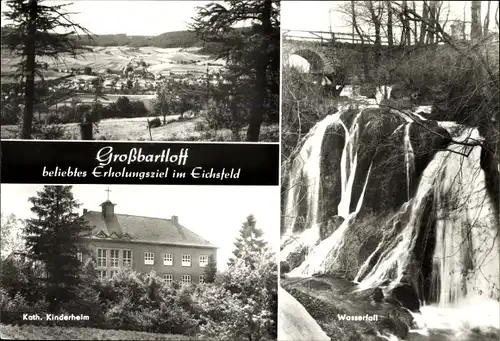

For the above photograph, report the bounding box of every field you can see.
[0,324,198,340]
[0,45,225,82]
[0,115,279,142]
[50,94,158,112]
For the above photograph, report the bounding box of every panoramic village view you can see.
[0,0,279,142]
[0,184,279,340]
[280,1,499,341]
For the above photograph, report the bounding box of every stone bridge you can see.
[283,30,397,83]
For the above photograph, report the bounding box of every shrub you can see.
[148,117,161,128]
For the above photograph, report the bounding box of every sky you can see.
[0,184,280,271]
[0,0,212,36]
[282,1,498,33]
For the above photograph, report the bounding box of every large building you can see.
[79,198,217,285]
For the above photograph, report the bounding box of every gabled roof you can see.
[81,211,216,248]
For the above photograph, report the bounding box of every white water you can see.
[288,162,373,277]
[358,128,499,297]
[281,113,341,258]
[337,108,365,217]
[281,101,499,338]
[404,123,415,201]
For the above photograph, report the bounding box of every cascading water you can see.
[281,112,342,259]
[404,123,414,201]
[281,98,499,338]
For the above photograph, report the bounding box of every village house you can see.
[79,197,217,285]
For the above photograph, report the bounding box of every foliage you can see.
[148,117,161,129]
[194,250,277,341]
[0,214,25,259]
[203,254,217,284]
[228,214,268,268]
[24,185,92,313]
[2,0,93,138]
[154,79,203,124]
[191,0,280,141]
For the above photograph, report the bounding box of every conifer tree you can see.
[228,214,267,267]
[203,254,217,283]
[25,185,91,313]
[3,0,93,138]
[191,0,280,141]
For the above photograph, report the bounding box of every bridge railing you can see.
[283,29,389,45]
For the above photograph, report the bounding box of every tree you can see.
[2,0,93,139]
[83,66,92,75]
[191,0,280,142]
[0,214,25,260]
[24,185,91,313]
[228,214,268,268]
[195,250,277,341]
[471,0,482,40]
[203,254,217,283]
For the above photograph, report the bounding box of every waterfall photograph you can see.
[280,1,499,341]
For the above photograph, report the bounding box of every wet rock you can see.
[371,288,384,302]
[386,284,420,312]
[357,235,381,264]
[286,247,307,269]
[320,216,345,240]
[280,261,291,277]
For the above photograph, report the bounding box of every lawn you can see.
[0,324,198,340]
[0,115,279,142]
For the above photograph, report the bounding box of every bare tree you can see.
[483,0,491,35]
[471,0,482,40]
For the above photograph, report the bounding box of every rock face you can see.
[281,102,499,315]
[278,287,330,341]
[320,216,345,240]
[386,284,421,312]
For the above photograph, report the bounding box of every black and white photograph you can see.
[0,0,279,142]
[280,1,499,341]
[0,184,278,340]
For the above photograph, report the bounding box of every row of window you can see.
[93,248,209,268]
[97,270,205,284]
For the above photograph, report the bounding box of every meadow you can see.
[0,45,225,83]
[0,115,279,142]
[0,324,198,340]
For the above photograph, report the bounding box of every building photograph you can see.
[0,184,279,340]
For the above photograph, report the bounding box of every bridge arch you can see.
[283,42,334,74]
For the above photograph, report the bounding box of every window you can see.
[163,253,173,266]
[144,252,154,265]
[199,275,205,283]
[181,254,191,267]
[110,249,120,268]
[109,270,118,278]
[122,250,132,267]
[77,252,83,262]
[181,275,191,284]
[164,274,173,284]
[199,255,208,267]
[98,270,107,280]
[97,249,107,267]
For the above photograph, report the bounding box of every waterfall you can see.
[288,162,373,277]
[337,109,365,217]
[357,128,499,304]
[404,123,414,201]
[281,112,342,259]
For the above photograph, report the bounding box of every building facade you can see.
[79,199,217,285]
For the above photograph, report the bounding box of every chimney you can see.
[83,208,88,215]
[100,200,115,221]
[171,215,178,225]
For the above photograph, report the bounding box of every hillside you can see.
[0,27,250,55]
